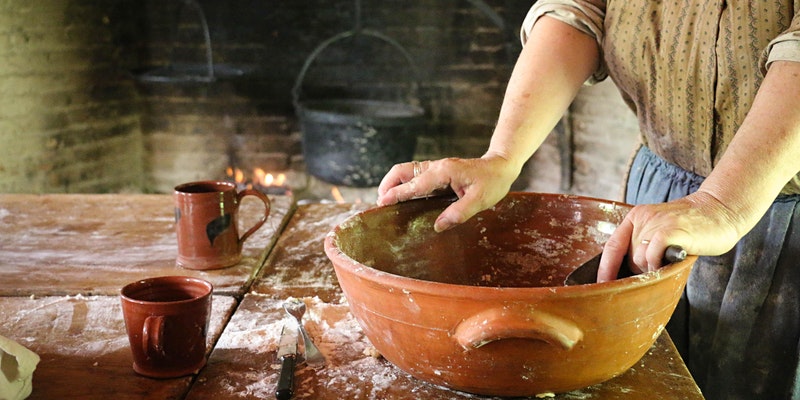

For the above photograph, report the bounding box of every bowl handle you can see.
[453,307,583,350]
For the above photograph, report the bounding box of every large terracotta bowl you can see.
[324,192,695,396]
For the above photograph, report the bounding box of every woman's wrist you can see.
[482,148,525,177]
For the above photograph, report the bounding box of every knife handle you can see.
[663,245,687,264]
[275,355,295,400]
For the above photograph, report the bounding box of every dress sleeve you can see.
[763,9,800,71]
[763,8,800,195]
[520,0,607,84]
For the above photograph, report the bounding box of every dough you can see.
[0,335,40,400]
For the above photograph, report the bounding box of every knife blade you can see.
[275,324,298,400]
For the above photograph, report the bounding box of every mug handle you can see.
[235,189,271,246]
[142,315,165,356]
[453,306,583,350]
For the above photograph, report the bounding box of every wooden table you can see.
[0,195,705,399]
[0,194,294,297]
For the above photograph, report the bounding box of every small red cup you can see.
[120,276,213,378]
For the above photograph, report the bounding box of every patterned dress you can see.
[522,2,800,399]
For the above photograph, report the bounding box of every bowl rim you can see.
[324,192,696,300]
[325,231,696,299]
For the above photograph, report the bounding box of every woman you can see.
[376,2,800,399]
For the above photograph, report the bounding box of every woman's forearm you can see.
[486,16,600,173]
[698,60,800,236]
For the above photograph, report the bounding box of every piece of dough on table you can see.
[0,334,40,400]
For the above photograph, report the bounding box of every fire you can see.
[331,186,345,203]
[253,168,286,187]
[330,186,362,204]
[225,167,288,193]
[226,167,246,184]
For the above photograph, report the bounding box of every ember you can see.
[330,186,345,203]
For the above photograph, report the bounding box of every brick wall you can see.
[0,0,144,193]
[0,0,641,201]
[526,81,640,201]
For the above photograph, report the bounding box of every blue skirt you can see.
[626,146,800,400]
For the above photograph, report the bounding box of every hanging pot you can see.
[292,29,424,187]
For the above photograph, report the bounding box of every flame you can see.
[253,168,266,185]
[252,168,286,187]
[227,166,287,189]
[226,167,246,184]
[331,186,345,203]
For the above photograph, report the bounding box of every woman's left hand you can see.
[597,190,743,281]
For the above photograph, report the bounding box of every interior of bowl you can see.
[333,192,631,288]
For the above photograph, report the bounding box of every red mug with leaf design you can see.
[174,180,270,270]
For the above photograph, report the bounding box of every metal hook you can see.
[353,0,362,33]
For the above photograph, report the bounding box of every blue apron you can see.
[626,146,800,400]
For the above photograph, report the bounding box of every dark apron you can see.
[626,146,800,400]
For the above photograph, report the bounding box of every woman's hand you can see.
[597,190,743,281]
[376,153,520,232]
[598,61,800,282]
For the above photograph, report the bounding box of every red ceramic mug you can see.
[120,276,213,379]
[174,180,271,270]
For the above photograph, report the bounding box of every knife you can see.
[275,324,298,400]
[564,245,687,286]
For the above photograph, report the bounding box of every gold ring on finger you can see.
[412,161,422,178]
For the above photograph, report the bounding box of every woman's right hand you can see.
[376,153,520,232]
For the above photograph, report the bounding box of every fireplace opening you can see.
[128,0,535,202]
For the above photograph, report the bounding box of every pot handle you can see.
[453,307,583,351]
[291,28,420,108]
